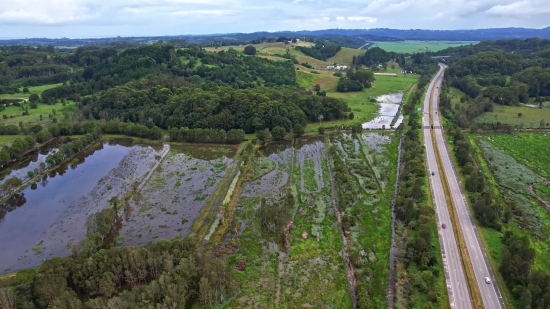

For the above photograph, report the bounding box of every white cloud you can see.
[169,10,239,16]
[486,0,550,16]
[347,16,377,22]
[0,0,548,38]
[0,0,97,24]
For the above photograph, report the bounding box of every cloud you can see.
[0,0,549,38]
[347,16,377,22]
[486,0,550,16]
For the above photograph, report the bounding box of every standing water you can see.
[0,143,134,274]
[362,93,404,129]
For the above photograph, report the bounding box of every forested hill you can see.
[1,43,353,135]
[440,38,550,105]
[434,38,550,61]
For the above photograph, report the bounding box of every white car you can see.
[484,277,491,284]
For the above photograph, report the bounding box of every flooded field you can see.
[362,93,404,129]
[226,133,399,308]
[119,150,235,246]
[0,139,238,274]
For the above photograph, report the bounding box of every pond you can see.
[362,93,404,129]
[0,141,165,274]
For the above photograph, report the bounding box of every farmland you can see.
[225,132,399,308]
[0,100,76,128]
[0,83,63,100]
[473,133,550,278]
[369,41,478,53]
[327,47,366,66]
[474,105,550,128]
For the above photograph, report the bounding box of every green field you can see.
[479,133,550,274]
[302,74,418,132]
[0,83,63,100]
[0,135,21,147]
[1,101,76,128]
[370,41,478,53]
[475,105,550,128]
[483,133,550,179]
[327,47,365,66]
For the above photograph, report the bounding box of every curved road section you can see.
[425,64,506,309]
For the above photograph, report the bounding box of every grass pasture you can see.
[484,133,550,179]
[0,83,63,100]
[475,105,550,128]
[302,74,418,132]
[0,100,76,128]
[0,135,20,147]
[370,41,478,53]
[476,134,550,276]
[327,47,365,66]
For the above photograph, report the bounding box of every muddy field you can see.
[119,150,235,246]
[226,132,398,308]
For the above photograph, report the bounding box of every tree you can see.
[1,177,22,195]
[256,130,266,142]
[244,45,257,56]
[29,93,39,103]
[518,112,523,118]
[314,84,321,92]
[349,112,355,120]
[318,127,325,135]
[293,124,305,138]
[318,114,324,125]
[272,126,286,140]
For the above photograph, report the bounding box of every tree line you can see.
[393,70,445,307]
[1,237,236,308]
[78,80,349,134]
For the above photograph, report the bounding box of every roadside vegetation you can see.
[438,38,550,307]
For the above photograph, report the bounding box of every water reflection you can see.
[362,93,404,129]
[0,142,111,220]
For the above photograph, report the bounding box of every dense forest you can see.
[1,44,352,135]
[0,238,236,308]
[441,39,550,104]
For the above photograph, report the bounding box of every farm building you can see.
[326,65,348,71]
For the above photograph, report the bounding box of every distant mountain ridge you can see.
[0,27,549,47]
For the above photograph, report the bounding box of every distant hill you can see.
[0,27,549,48]
[358,27,550,41]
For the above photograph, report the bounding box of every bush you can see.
[244,45,257,56]
[318,127,325,135]
[293,124,305,137]
[337,78,363,92]
[272,126,286,140]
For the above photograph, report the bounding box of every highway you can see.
[423,65,472,309]
[424,64,506,309]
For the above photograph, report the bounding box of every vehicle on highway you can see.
[442,223,446,229]
[431,172,435,176]
[485,277,491,284]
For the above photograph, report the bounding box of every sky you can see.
[1,0,549,39]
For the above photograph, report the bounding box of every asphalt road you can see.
[424,64,506,309]
[422,65,472,309]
